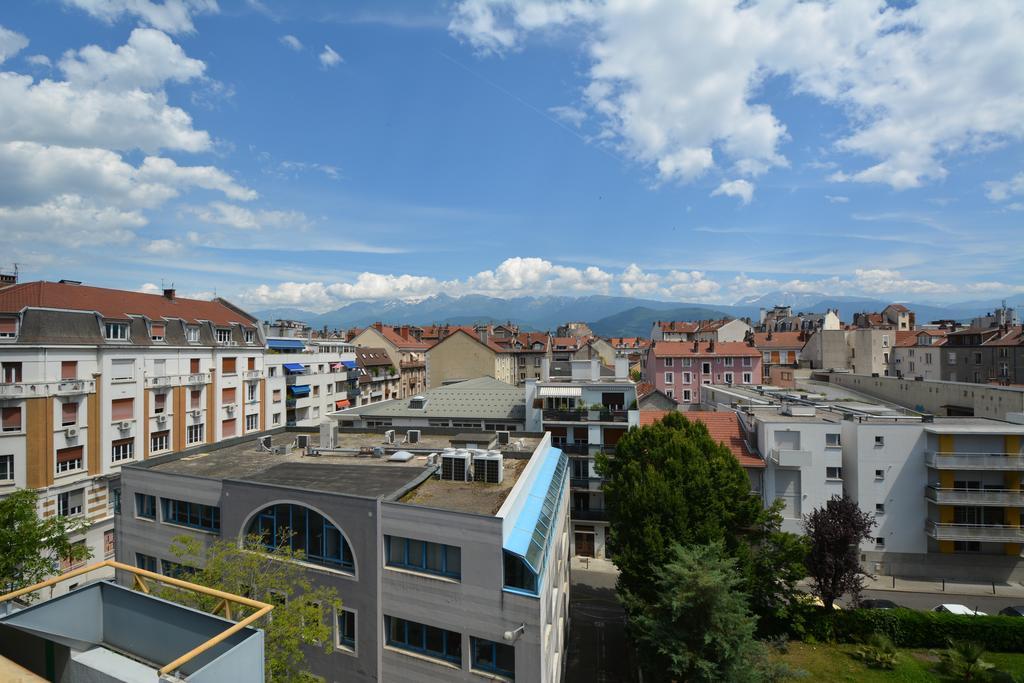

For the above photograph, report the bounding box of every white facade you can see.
[264,339,356,428]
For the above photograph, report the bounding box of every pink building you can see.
[644,340,762,407]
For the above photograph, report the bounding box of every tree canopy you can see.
[804,494,876,609]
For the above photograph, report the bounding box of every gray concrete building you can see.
[115,427,569,682]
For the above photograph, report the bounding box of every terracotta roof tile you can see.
[639,410,763,468]
[651,340,760,358]
[751,332,805,349]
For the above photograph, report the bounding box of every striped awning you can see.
[538,386,582,398]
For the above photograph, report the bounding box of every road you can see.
[565,566,632,683]
[848,589,1024,615]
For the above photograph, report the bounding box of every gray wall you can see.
[829,373,1024,420]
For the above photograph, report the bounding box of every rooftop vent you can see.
[440,450,471,481]
[408,396,427,410]
[472,450,504,484]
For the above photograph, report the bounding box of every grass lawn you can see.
[774,642,1024,681]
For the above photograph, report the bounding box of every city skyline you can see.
[0,0,1022,310]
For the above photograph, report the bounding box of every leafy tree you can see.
[155,533,341,682]
[622,542,770,683]
[804,495,875,609]
[0,489,92,597]
[629,368,642,382]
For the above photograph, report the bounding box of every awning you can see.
[341,360,357,369]
[268,339,305,351]
[538,386,582,398]
[331,362,344,370]
[335,399,351,409]
[283,363,306,373]
[288,384,310,397]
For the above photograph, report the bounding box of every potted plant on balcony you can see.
[588,403,604,420]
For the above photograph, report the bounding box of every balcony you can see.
[242,370,261,380]
[571,507,608,522]
[542,409,630,423]
[543,409,584,422]
[926,485,1024,507]
[146,375,177,388]
[768,448,812,468]
[0,379,97,398]
[186,372,209,385]
[925,451,1024,471]
[400,360,425,369]
[926,520,1024,542]
[570,476,603,492]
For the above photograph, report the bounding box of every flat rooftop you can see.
[399,457,529,516]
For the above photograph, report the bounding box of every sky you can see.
[0,0,1023,313]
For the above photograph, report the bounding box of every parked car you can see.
[860,598,901,610]
[999,606,1024,617]
[933,604,987,616]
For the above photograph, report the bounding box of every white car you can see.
[933,603,987,616]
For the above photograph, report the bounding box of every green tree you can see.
[0,489,92,597]
[156,533,341,682]
[804,495,875,609]
[629,368,642,382]
[623,542,769,683]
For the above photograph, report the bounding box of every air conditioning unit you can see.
[296,435,309,449]
[384,429,396,444]
[117,420,132,431]
[156,415,167,425]
[472,450,504,484]
[64,426,79,438]
[496,430,510,446]
[406,429,420,444]
[225,404,236,415]
[190,409,202,418]
[259,435,272,451]
[440,450,471,482]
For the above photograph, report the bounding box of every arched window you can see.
[248,503,354,572]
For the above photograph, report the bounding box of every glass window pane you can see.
[292,507,308,554]
[407,621,424,649]
[323,524,341,561]
[474,638,495,666]
[426,543,444,573]
[407,540,425,568]
[446,546,461,576]
[446,630,462,660]
[388,537,405,565]
[495,642,515,673]
[425,626,444,655]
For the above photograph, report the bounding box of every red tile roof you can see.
[983,326,1024,347]
[651,340,760,358]
[609,337,651,349]
[639,410,763,468]
[635,381,654,399]
[0,281,255,326]
[373,325,431,350]
[751,331,805,350]
[657,321,699,333]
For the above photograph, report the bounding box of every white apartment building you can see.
[264,337,357,427]
[890,329,946,380]
[0,280,266,594]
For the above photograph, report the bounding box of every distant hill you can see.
[588,305,732,338]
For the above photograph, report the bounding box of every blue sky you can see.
[0,0,1022,312]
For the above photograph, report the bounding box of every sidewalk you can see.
[571,556,620,575]
[799,576,1024,598]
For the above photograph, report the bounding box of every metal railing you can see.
[571,507,608,521]
[242,370,261,380]
[926,485,1024,506]
[570,476,603,491]
[925,520,1024,542]
[925,451,1024,470]
[0,379,96,397]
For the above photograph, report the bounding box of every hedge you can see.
[800,608,1024,652]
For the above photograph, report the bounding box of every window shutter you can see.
[61,361,78,380]
[2,407,21,430]
[222,387,236,404]
[57,446,83,463]
[0,318,16,334]
[111,398,134,421]
[222,418,236,437]
[190,358,200,374]
[222,357,236,374]
[62,403,77,424]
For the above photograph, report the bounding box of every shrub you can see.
[938,640,994,681]
[854,633,898,669]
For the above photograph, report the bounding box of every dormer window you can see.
[0,317,17,339]
[105,322,129,341]
[244,329,255,344]
[150,322,165,342]
[216,328,232,343]
[186,326,200,343]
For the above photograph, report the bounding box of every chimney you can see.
[373,321,383,332]
[692,339,699,353]
[399,325,410,340]
[163,287,176,300]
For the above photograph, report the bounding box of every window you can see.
[742,372,752,384]
[874,435,885,447]
[104,529,115,557]
[186,326,200,343]
[151,430,169,453]
[105,322,129,340]
[337,609,356,651]
[665,389,673,398]
[0,453,13,481]
[664,358,674,367]
[663,371,674,385]
[503,552,536,593]
[58,489,83,517]
[111,487,121,514]
[136,553,157,573]
[0,318,17,338]
[112,397,134,421]
[60,402,77,426]
[724,372,734,384]
[826,466,843,480]
[190,389,202,410]
[245,329,255,344]
[947,352,956,365]
[216,328,232,343]
[247,357,256,372]
[186,423,205,445]
[1,362,21,383]
[190,358,201,374]
[222,357,237,374]
[742,357,752,367]
[386,536,461,579]
[273,413,281,425]
[55,446,83,473]
[154,392,167,415]
[954,541,981,553]
[702,362,711,374]
[222,418,237,438]
[162,498,221,532]
[882,335,889,348]
[385,616,462,665]
[249,503,354,571]
[724,357,733,367]
[111,438,134,462]
[273,389,282,403]
[682,358,692,367]
[763,352,771,363]
[471,637,515,679]
[111,358,134,381]
[161,560,196,579]
[825,433,841,448]
[875,503,885,514]
[875,537,885,547]
[150,322,165,342]
[245,413,258,432]
[683,372,691,384]
[222,387,237,404]
[682,389,691,402]
[61,361,77,380]
[874,469,885,480]
[534,357,541,367]
[136,493,156,519]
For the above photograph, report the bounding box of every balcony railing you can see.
[144,373,210,388]
[543,409,630,423]
[242,370,261,380]
[925,485,1024,507]
[0,379,97,397]
[570,476,603,492]
[571,507,608,522]
[145,375,177,388]
[768,449,812,468]
[925,451,1024,471]
[562,443,591,455]
[926,520,1024,542]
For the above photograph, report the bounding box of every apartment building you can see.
[757,306,841,333]
[265,337,358,427]
[608,337,651,357]
[941,324,1024,385]
[348,324,429,398]
[650,321,698,342]
[549,337,588,362]
[644,340,761,408]
[491,333,552,385]
[828,372,1024,421]
[891,329,946,380]
[425,330,515,388]
[751,331,805,382]
[0,280,265,595]
[354,347,401,406]
[651,318,752,343]
[524,359,638,559]
[116,428,569,682]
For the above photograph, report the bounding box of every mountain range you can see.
[251,291,1024,338]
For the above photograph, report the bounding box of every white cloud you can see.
[61,0,219,35]
[59,28,205,91]
[138,282,162,294]
[985,172,1024,202]
[280,35,303,51]
[26,54,51,68]
[0,25,28,64]
[619,263,719,299]
[711,179,754,205]
[0,194,145,247]
[825,195,849,204]
[319,44,342,68]
[183,201,307,230]
[142,239,182,255]
[548,105,585,128]
[450,0,1024,190]
[279,160,341,180]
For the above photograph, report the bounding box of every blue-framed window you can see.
[503,552,537,593]
[247,504,354,572]
[112,488,121,515]
[471,636,516,679]
[161,498,220,532]
[161,560,195,579]
[385,536,461,579]
[135,553,157,573]
[385,615,461,665]
[135,493,156,519]
[337,609,356,650]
